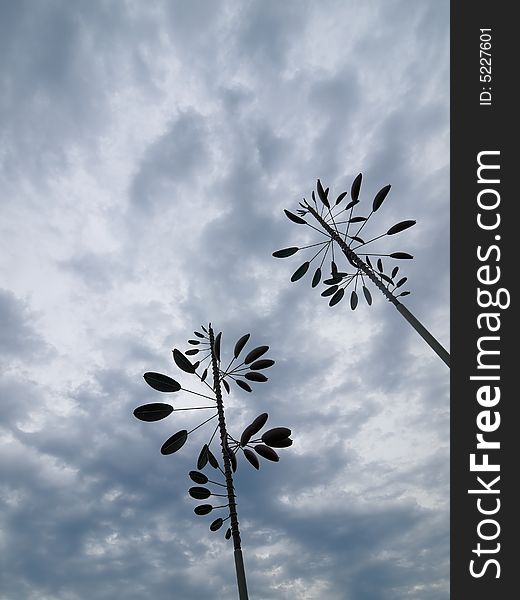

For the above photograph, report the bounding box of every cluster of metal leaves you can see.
[273,173,417,307]
[133,372,193,455]
[237,412,293,470]
[219,333,276,395]
[189,455,232,539]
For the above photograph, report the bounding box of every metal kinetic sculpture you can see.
[273,174,450,367]
[133,324,292,600]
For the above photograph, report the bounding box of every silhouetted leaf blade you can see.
[321,285,338,297]
[134,403,174,422]
[273,247,299,258]
[262,427,291,447]
[391,266,399,278]
[185,348,199,356]
[387,220,416,235]
[244,372,268,382]
[267,437,293,448]
[172,349,196,374]
[244,346,269,364]
[222,378,230,394]
[311,267,322,288]
[329,288,345,307]
[243,448,260,469]
[372,184,391,212]
[235,379,252,393]
[254,444,280,462]
[335,191,348,205]
[351,173,362,202]
[143,372,181,393]
[350,290,358,310]
[197,444,209,470]
[210,518,224,532]
[290,262,310,282]
[207,448,219,469]
[161,430,188,455]
[189,471,208,484]
[234,333,250,359]
[349,216,367,223]
[396,277,408,288]
[284,209,306,225]
[225,527,232,540]
[214,332,222,362]
[362,286,372,305]
[189,487,211,500]
[194,504,213,515]
[249,359,275,370]
[390,252,413,259]
[316,179,330,208]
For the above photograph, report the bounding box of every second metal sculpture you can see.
[133,324,292,600]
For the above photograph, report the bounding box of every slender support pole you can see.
[305,204,450,368]
[208,325,250,600]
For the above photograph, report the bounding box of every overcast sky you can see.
[0,1,449,599]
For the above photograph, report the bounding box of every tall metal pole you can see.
[208,325,250,600]
[305,203,450,368]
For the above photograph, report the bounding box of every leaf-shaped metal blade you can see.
[329,288,345,307]
[351,173,362,202]
[284,209,306,225]
[225,527,232,540]
[222,378,230,394]
[335,191,348,205]
[372,184,391,212]
[161,430,188,455]
[243,448,260,470]
[311,267,322,288]
[189,471,208,484]
[133,403,174,422]
[362,286,373,305]
[290,262,310,282]
[185,349,199,356]
[197,444,209,470]
[201,368,208,382]
[188,339,200,345]
[210,518,224,531]
[172,349,196,374]
[267,437,293,448]
[143,372,181,393]
[350,290,358,310]
[254,444,280,462]
[273,247,299,258]
[261,427,291,447]
[235,379,252,393]
[387,220,416,235]
[390,252,413,259]
[391,266,399,279]
[321,285,338,297]
[244,372,268,382]
[189,486,211,500]
[349,216,367,223]
[207,448,219,469]
[377,258,383,272]
[244,346,269,364]
[214,332,222,362]
[396,277,408,288]
[194,331,205,338]
[316,179,330,208]
[234,333,250,359]
[194,504,213,515]
[398,291,411,297]
[240,413,269,446]
[249,359,275,370]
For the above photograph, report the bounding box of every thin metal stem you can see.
[187,413,218,435]
[209,326,249,600]
[305,204,450,368]
[181,387,216,402]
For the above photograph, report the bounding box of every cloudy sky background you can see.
[0,1,449,598]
